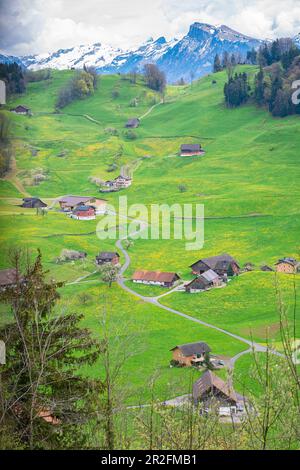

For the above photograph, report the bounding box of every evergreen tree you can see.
[254,67,265,105]
[0,250,104,449]
[213,54,222,73]
[272,89,290,117]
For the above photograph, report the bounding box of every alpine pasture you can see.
[0,66,299,403]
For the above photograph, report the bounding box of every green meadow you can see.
[0,66,299,401]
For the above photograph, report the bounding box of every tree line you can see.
[218,39,300,117]
[0,62,26,96]
[56,66,99,109]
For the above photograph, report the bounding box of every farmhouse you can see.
[0,268,23,291]
[171,342,211,366]
[10,105,30,115]
[185,269,221,293]
[96,252,120,266]
[58,195,106,214]
[70,205,96,220]
[125,118,140,128]
[101,175,132,192]
[275,257,299,274]
[193,370,246,415]
[132,270,180,288]
[114,175,132,188]
[190,254,240,277]
[21,197,47,208]
[100,180,119,193]
[180,144,203,156]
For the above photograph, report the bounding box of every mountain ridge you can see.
[1,22,300,82]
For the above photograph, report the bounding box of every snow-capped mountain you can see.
[154,23,263,81]
[21,42,124,71]
[20,23,263,81]
[1,23,299,82]
[294,33,300,48]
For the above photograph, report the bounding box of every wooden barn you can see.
[193,370,246,415]
[185,269,221,293]
[132,270,180,288]
[125,118,140,128]
[10,105,30,115]
[170,342,211,366]
[180,144,202,156]
[96,252,120,266]
[21,197,47,208]
[0,268,23,291]
[190,254,240,277]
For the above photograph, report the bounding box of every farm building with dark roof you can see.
[96,252,120,265]
[170,341,211,366]
[190,254,240,277]
[21,198,47,208]
[125,118,140,128]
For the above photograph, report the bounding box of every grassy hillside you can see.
[0,66,299,403]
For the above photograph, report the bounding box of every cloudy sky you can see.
[1,0,299,56]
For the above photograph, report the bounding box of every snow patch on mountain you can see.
[1,23,299,82]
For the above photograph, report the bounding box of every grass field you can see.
[0,66,299,402]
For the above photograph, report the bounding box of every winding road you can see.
[115,222,284,368]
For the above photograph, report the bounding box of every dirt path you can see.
[3,155,30,197]
[139,99,163,120]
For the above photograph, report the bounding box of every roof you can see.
[115,175,131,181]
[260,265,274,271]
[186,276,210,289]
[59,195,95,206]
[132,270,179,283]
[126,118,140,126]
[11,105,30,112]
[275,257,298,267]
[21,197,47,207]
[72,205,95,213]
[97,251,120,260]
[181,144,201,152]
[190,253,239,270]
[0,268,20,286]
[171,341,211,356]
[193,370,242,403]
[201,269,219,282]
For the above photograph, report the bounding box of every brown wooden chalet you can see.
[190,254,240,277]
[10,105,30,115]
[193,370,246,412]
[132,270,180,288]
[21,197,47,209]
[171,342,211,366]
[96,252,120,266]
[185,269,221,293]
[125,118,140,128]
[275,257,299,274]
[180,144,202,156]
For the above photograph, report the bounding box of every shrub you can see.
[111,89,120,99]
[124,130,137,140]
[105,127,118,136]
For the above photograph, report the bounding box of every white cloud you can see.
[0,0,299,55]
